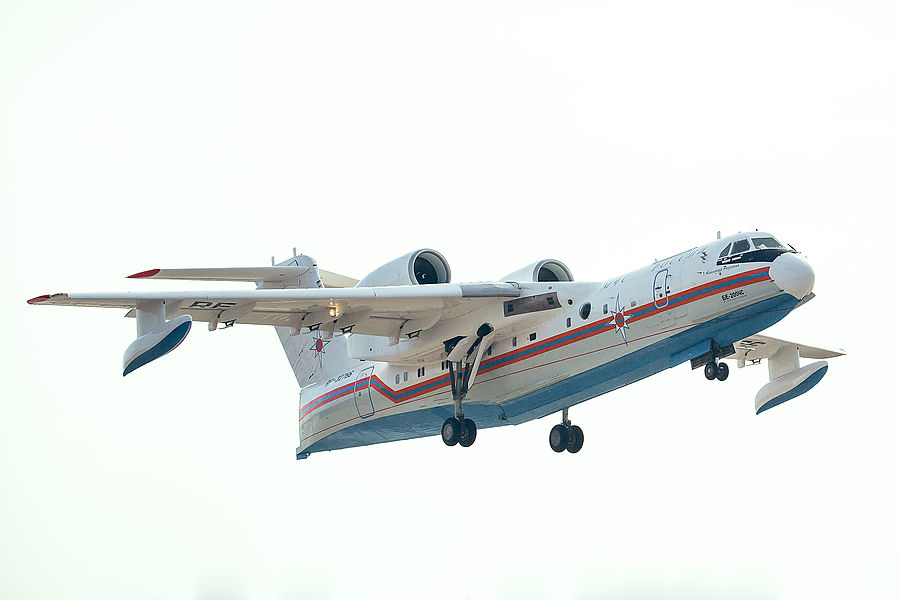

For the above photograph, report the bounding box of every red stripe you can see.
[300,267,772,422]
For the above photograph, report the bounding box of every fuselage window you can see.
[566,317,571,328]
[732,239,751,254]
[529,332,536,341]
[512,336,517,347]
[580,302,591,320]
[395,374,400,385]
[403,371,408,382]
[603,303,608,314]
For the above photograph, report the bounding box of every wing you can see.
[729,334,845,365]
[28,283,520,337]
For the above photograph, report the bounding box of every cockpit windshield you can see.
[751,237,784,250]
[716,235,791,266]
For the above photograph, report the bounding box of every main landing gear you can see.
[549,408,584,454]
[442,416,477,447]
[440,323,494,449]
[442,358,479,449]
[704,360,729,381]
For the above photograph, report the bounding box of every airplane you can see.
[28,231,844,459]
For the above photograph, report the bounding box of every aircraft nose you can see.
[770,252,815,300]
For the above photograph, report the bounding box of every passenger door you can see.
[353,366,375,418]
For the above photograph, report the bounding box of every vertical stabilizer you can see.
[271,252,358,386]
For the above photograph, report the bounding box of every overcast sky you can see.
[2,1,898,598]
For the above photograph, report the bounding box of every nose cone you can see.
[770,253,815,300]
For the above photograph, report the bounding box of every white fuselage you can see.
[295,233,809,456]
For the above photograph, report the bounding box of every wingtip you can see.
[128,268,161,279]
[27,294,51,305]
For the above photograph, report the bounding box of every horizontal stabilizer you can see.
[319,269,359,288]
[128,265,358,288]
[128,266,312,283]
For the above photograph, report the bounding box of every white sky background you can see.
[1,1,898,598]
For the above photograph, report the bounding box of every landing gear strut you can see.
[440,324,494,449]
[549,408,584,454]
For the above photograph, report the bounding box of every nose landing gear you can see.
[549,408,584,453]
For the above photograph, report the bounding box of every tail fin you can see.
[272,253,359,386]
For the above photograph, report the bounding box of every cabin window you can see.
[512,336,517,347]
[529,332,536,341]
[732,239,750,254]
[631,300,637,308]
[580,302,591,320]
[395,374,400,385]
[403,371,408,382]
[566,317,571,328]
[417,367,425,377]
[719,244,732,258]
[603,303,608,314]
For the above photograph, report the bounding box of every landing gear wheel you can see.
[716,362,730,381]
[566,425,584,453]
[704,361,718,380]
[442,417,461,446]
[549,424,569,453]
[459,418,477,447]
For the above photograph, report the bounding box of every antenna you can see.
[271,256,275,266]
[716,231,721,240]
[293,247,297,257]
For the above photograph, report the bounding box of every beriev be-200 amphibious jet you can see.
[28,232,843,458]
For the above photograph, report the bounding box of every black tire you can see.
[549,424,569,453]
[566,425,584,453]
[459,418,477,447]
[442,417,461,446]
[704,361,718,380]
[716,362,730,381]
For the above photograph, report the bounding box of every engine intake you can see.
[357,249,451,287]
[501,259,574,283]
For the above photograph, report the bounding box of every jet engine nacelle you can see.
[501,259,574,283]
[123,301,192,376]
[754,343,829,414]
[356,249,451,287]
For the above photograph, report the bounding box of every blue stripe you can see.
[301,292,798,456]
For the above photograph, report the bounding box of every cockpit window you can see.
[719,244,732,258]
[752,237,784,250]
[731,239,750,254]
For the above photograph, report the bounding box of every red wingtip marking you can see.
[27,294,51,304]
[128,268,160,279]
